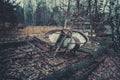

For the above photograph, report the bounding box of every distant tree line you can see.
[23,0,67,26]
[0,0,119,30]
[0,0,108,27]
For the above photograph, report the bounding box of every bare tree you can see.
[64,0,71,28]
[88,0,93,43]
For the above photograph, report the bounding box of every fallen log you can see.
[75,56,107,80]
[39,46,108,80]
[68,62,100,80]
[77,63,100,80]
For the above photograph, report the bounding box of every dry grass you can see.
[19,26,63,35]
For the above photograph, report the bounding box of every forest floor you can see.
[0,27,120,80]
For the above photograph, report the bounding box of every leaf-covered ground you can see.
[0,41,120,80]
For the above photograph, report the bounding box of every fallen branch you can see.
[39,46,108,80]
[68,62,100,80]
[76,56,107,80]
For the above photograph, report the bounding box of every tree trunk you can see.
[64,0,70,28]
[88,0,93,44]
